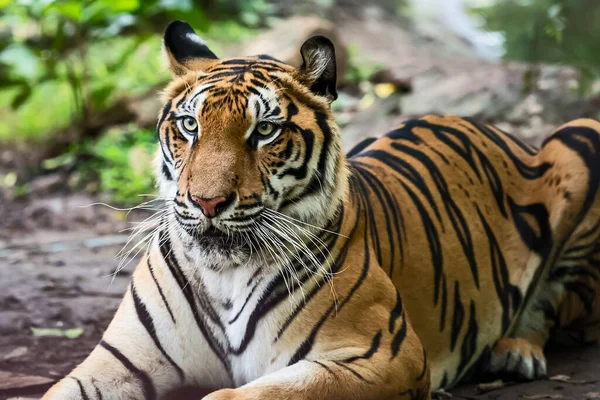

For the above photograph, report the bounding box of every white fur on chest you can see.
[194,260,295,386]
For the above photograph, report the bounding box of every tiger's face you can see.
[155,21,348,262]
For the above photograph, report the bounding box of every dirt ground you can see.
[1,10,600,400]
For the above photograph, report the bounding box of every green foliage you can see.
[344,43,384,83]
[0,0,265,142]
[0,35,169,141]
[473,0,600,95]
[83,127,156,206]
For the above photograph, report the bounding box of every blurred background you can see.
[0,0,600,399]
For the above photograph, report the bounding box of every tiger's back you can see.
[349,114,600,387]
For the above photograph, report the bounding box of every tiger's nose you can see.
[190,195,228,218]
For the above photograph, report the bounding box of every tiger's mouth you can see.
[180,222,251,253]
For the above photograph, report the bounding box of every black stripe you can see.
[314,360,337,378]
[353,164,404,275]
[439,372,449,389]
[158,234,232,377]
[71,377,90,400]
[229,278,262,324]
[347,137,377,158]
[130,283,184,381]
[476,206,521,333]
[439,274,448,332]
[416,346,428,381]
[299,111,333,199]
[390,316,408,358]
[354,149,444,225]
[333,361,372,384]
[508,197,552,256]
[575,218,600,241]
[564,281,595,312]
[450,281,464,352]
[343,330,382,363]
[389,290,403,334]
[390,140,480,288]
[147,258,176,324]
[397,178,444,304]
[99,340,156,400]
[161,162,173,181]
[93,381,103,400]
[454,300,479,384]
[549,266,598,281]
[279,124,314,179]
[463,117,550,178]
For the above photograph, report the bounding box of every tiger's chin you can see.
[176,223,256,267]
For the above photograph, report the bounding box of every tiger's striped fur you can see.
[43,20,600,400]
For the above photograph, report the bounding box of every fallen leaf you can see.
[64,327,84,339]
[521,394,563,399]
[477,379,512,393]
[31,327,84,339]
[585,393,600,399]
[549,375,571,383]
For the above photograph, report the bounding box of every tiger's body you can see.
[349,115,600,387]
[43,20,600,400]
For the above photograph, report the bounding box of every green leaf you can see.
[98,0,140,13]
[64,327,85,339]
[42,153,75,170]
[0,44,41,81]
[50,1,83,21]
[31,327,84,339]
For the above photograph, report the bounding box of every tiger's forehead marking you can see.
[175,62,288,118]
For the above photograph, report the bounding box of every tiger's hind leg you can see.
[487,226,600,382]
[540,119,600,348]
[549,233,600,347]
[485,119,600,382]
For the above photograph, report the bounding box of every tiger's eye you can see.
[183,117,198,133]
[256,121,275,136]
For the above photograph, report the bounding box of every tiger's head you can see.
[156,21,348,263]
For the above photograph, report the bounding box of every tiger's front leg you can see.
[43,252,232,400]
[204,283,431,400]
[205,342,430,400]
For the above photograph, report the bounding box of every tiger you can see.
[43,19,600,400]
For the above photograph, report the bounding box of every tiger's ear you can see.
[163,20,218,76]
[297,36,338,102]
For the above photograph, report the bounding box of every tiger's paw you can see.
[487,337,547,381]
